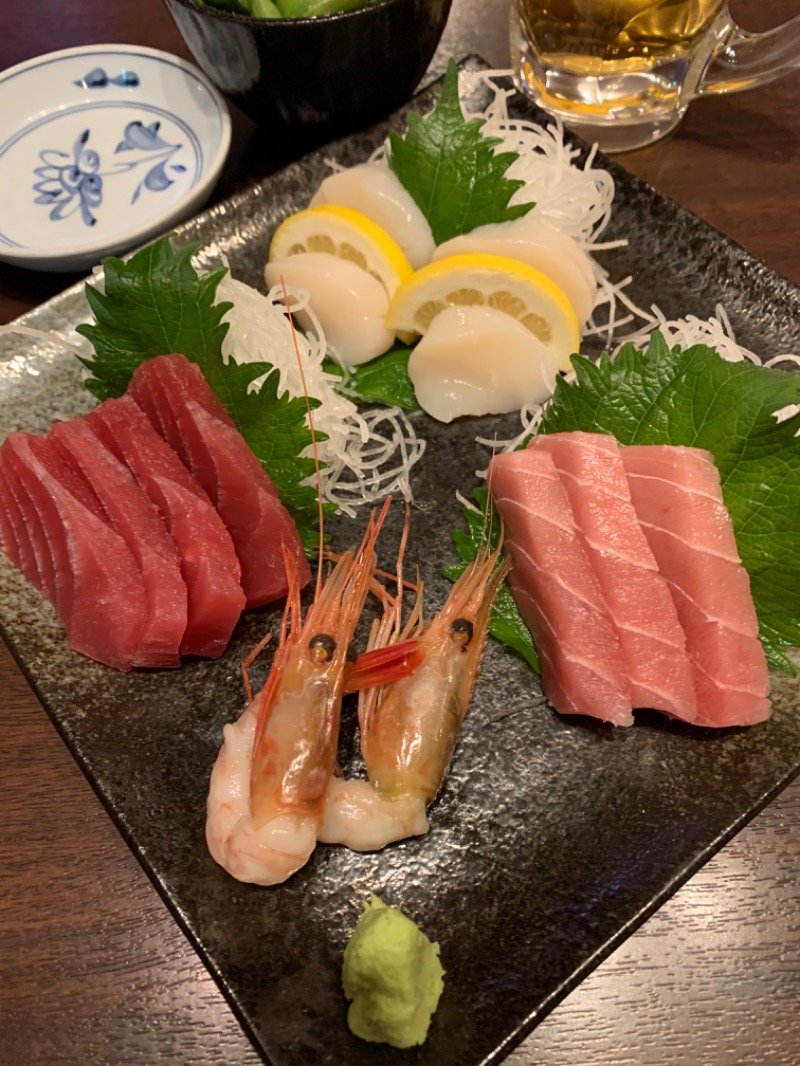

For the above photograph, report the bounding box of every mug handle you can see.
[699,13,800,96]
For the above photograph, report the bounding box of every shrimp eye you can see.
[346,641,358,664]
[449,618,474,651]
[309,633,337,663]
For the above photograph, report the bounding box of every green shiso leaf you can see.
[445,488,540,673]
[77,239,233,401]
[540,334,800,673]
[323,347,420,411]
[387,59,534,245]
[75,236,327,551]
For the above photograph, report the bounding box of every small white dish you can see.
[0,44,231,273]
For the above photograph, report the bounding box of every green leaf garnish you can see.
[540,334,800,673]
[76,239,232,400]
[387,59,534,245]
[322,347,420,410]
[446,488,539,672]
[75,236,327,551]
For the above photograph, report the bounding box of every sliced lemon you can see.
[269,204,413,299]
[385,253,581,371]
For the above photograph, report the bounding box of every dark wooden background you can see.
[1,2,799,1064]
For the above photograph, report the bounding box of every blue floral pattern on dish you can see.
[115,121,186,204]
[74,68,140,89]
[33,130,103,226]
[33,122,184,226]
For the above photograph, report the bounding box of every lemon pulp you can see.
[385,253,580,371]
[269,204,413,298]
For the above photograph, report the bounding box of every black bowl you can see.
[163,0,453,152]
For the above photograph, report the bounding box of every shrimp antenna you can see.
[281,277,325,599]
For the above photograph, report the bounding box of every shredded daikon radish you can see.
[475,403,545,457]
[322,406,426,512]
[372,68,621,245]
[217,274,425,515]
[342,69,652,364]
[456,69,649,344]
[584,275,654,345]
[620,304,799,367]
[460,71,616,243]
[487,306,800,453]
[370,68,646,341]
[622,305,800,429]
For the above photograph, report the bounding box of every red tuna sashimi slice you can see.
[2,432,110,618]
[0,447,44,592]
[2,446,63,605]
[86,396,245,658]
[127,354,310,607]
[0,474,21,567]
[183,399,309,604]
[127,353,277,497]
[0,433,147,671]
[49,418,187,669]
[622,445,770,727]
[531,433,697,723]
[490,447,633,725]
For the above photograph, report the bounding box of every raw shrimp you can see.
[320,537,510,852]
[206,501,392,886]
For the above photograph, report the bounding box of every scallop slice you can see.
[433,215,597,326]
[407,304,561,423]
[265,252,395,367]
[310,163,435,270]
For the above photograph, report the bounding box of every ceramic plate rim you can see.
[0,43,232,268]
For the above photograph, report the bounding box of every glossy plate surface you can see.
[1,59,799,1066]
[0,45,230,271]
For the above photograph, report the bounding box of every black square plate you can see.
[1,57,799,1066]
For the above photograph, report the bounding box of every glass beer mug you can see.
[510,0,800,152]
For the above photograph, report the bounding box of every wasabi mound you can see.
[342,896,445,1048]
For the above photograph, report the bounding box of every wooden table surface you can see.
[2,1,799,1064]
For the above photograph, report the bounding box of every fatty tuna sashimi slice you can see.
[622,445,770,727]
[531,433,697,723]
[86,396,245,659]
[490,447,633,725]
[128,354,310,607]
[49,418,187,669]
[0,433,147,671]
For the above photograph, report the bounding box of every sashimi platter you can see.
[2,58,800,1066]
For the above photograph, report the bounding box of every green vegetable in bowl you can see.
[199,0,250,12]
[201,0,378,17]
[250,0,282,14]
[275,0,380,15]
